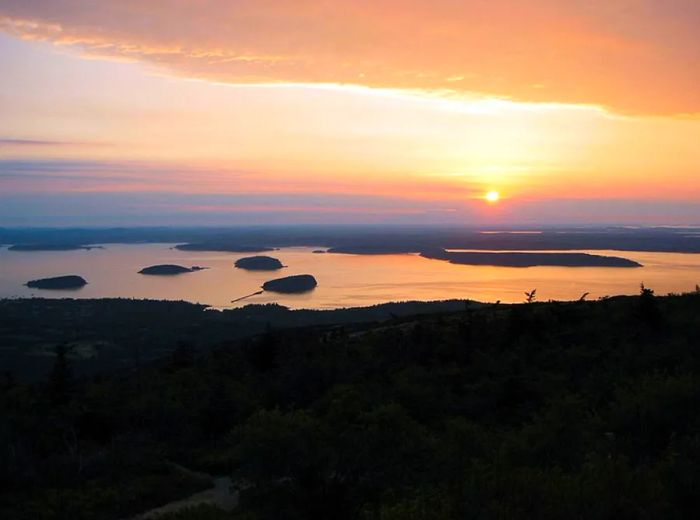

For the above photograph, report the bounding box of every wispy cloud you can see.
[0,1,698,115]
[0,137,110,147]
[0,138,65,146]
[0,190,474,226]
[2,190,699,227]
[0,159,486,202]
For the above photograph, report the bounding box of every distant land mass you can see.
[9,243,100,251]
[25,275,88,289]
[421,249,643,268]
[263,274,318,293]
[175,242,275,253]
[2,226,700,253]
[327,245,419,255]
[138,264,206,275]
[328,245,642,267]
[235,255,284,270]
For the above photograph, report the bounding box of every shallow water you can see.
[1,244,699,309]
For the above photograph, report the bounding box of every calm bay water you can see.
[1,244,699,309]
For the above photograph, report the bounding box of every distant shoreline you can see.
[3,226,700,254]
[419,249,642,268]
[328,246,642,267]
[7,244,102,252]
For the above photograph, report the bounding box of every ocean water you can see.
[1,244,699,309]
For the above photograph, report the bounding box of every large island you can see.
[138,264,206,275]
[262,274,318,293]
[328,245,642,267]
[25,275,88,289]
[420,249,642,267]
[235,256,284,270]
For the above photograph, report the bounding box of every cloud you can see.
[1,161,699,226]
[2,190,699,227]
[0,189,475,226]
[0,138,67,146]
[0,159,486,203]
[0,0,698,115]
[0,137,110,147]
[0,159,257,194]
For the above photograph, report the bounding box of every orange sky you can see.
[0,1,698,225]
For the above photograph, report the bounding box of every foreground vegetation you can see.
[2,288,700,518]
[0,298,471,381]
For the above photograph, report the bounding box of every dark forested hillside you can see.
[3,288,700,518]
[0,298,473,381]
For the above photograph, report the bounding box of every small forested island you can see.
[24,275,88,289]
[420,249,642,267]
[262,274,317,293]
[234,255,284,270]
[312,249,327,254]
[175,242,275,253]
[9,243,100,251]
[138,264,206,275]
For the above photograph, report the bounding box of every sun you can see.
[485,190,500,203]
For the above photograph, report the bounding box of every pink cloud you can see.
[0,0,698,115]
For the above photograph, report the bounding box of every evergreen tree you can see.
[47,343,73,406]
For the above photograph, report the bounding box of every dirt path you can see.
[129,465,238,519]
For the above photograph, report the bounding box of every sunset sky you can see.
[1,0,698,226]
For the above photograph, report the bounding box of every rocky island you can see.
[138,264,207,275]
[25,275,88,290]
[262,274,318,293]
[235,256,284,270]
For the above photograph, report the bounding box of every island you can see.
[9,244,101,251]
[262,274,318,293]
[25,275,88,289]
[327,245,419,255]
[138,264,207,275]
[312,249,327,254]
[420,249,642,268]
[234,256,285,271]
[175,243,275,253]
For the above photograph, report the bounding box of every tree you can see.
[639,283,662,328]
[47,344,73,406]
[525,289,537,304]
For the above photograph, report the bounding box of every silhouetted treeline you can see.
[3,289,700,518]
[0,298,473,381]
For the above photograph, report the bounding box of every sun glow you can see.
[485,191,500,203]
